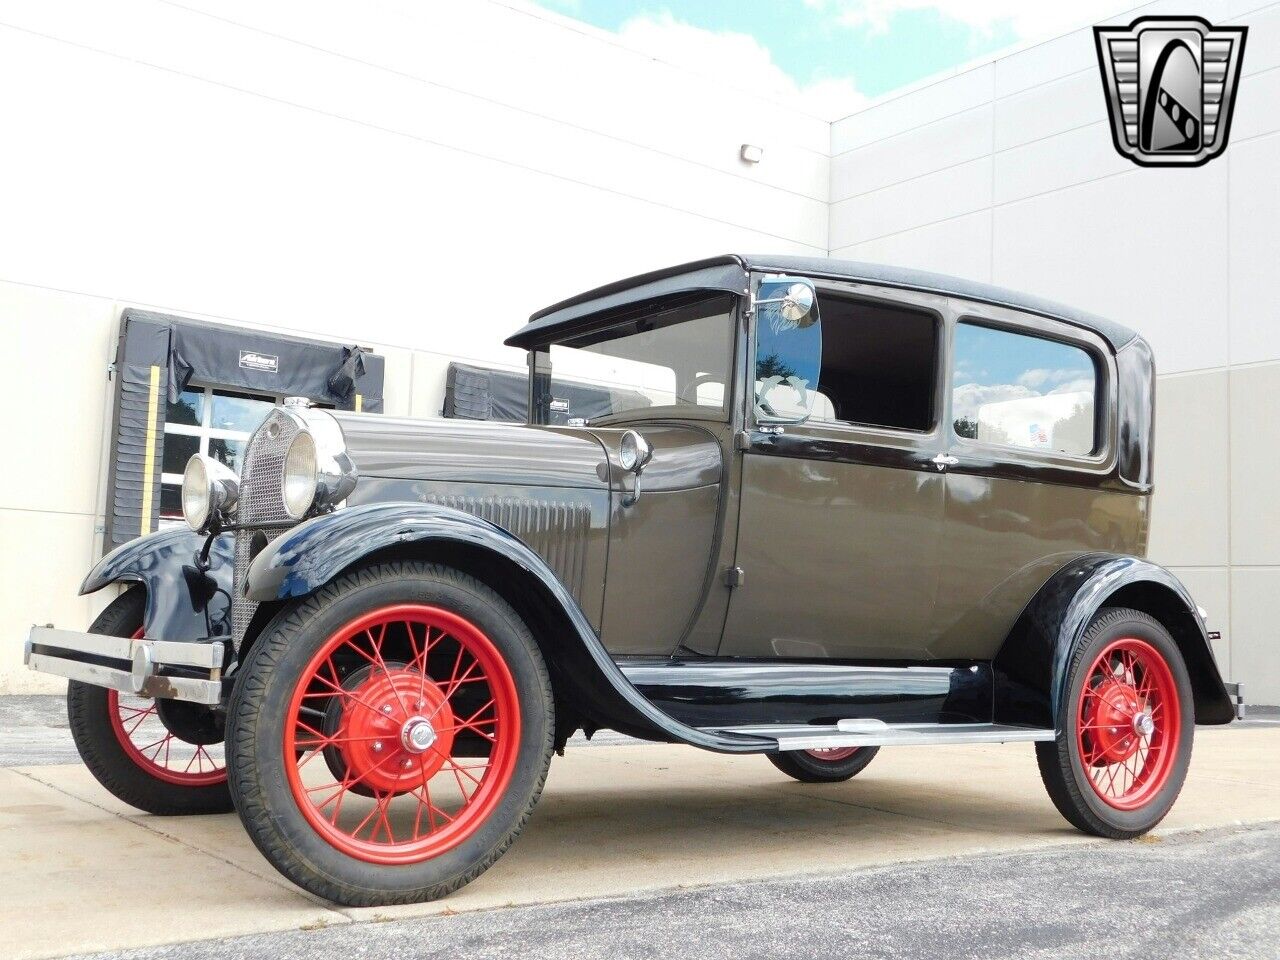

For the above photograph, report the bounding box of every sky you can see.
[532,0,1134,118]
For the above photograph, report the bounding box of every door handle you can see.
[930,453,959,471]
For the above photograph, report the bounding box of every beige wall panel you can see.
[1231,567,1280,706]
[1167,566,1231,680]
[1229,363,1280,565]
[0,282,115,516]
[0,509,104,694]
[1147,371,1230,567]
[375,345,414,418]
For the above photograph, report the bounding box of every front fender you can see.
[994,553,1233,728]
[244,502,773,753]
[80,528,234,642]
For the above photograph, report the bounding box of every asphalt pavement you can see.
[63,823,1280,960]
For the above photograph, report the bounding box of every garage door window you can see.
[951,322,1098,457]
[159,386,278,522]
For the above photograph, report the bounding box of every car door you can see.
[719,281,949,662]
[930,303,1136,661]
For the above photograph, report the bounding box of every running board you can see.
[704,719,1056,752]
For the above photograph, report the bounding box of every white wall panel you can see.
[832,210,992,282]
[994,70,1106,152]
[993,122,1132,205]
[1228,133,1280,365]
[993,29,1096,99]
[830,105,992,201]
[829,157,991,249]
[830,66,993,154]
[992,165,1229,375]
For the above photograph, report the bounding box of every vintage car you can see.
[26,254,1244,906]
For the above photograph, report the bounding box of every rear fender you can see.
[993,553,1233,728]
[79,529,235,642]
[244,502,772,753]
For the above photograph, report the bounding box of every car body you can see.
[27,254,1244,905]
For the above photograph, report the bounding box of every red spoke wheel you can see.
[283,605,521,863]
[769,744,879,783]
[1075,638,1179,810]
[227,562,553,907]
[1037,607,1194,838]
[67,587,233,815]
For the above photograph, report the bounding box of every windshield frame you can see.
[526,293,742,427]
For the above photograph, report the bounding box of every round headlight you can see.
[182,455,212,531]
[619,430,652,473]
[283,430,319,519]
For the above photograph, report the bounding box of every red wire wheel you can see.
[106,629,226,787]
[804,746,861,762]
[282,605,522,865]
[1075,637,1181,811]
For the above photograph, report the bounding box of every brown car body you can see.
[67,254,1234,749]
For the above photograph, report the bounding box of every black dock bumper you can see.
[24,626,224,705]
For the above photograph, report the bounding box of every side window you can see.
[951,321,1098,457]
[806,295,938,431]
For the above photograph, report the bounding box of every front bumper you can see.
[1225,681,1246,721]
[24,626,224,705]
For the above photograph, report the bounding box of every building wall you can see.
[829,0,1280,703]
[0,0,827,692]
[2,0,1274,705]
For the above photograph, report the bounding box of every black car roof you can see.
[506,254,1139,351]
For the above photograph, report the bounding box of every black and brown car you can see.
[26,254,1244,906]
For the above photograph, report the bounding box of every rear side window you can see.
[951,321,1098,457]
[806,295,939,431]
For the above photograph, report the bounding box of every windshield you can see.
[530,295,736,425]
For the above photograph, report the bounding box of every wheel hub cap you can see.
[337,670,455,794]
[1084,677,1146,765]
[400,716,437,754]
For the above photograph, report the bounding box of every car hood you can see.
[331,413,610,490]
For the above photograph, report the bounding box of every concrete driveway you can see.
[2,697,1278,959]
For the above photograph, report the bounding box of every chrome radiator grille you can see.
[231,409,300,649]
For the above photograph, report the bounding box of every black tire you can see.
[768,746,880,783]
[67,587,233,816]
[226,561,555,907]
[1036,607,1194,838]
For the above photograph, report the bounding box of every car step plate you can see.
[706,721,1056,751]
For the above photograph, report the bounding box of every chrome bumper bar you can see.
[24,626,224,705]
[1225,681,1246,720]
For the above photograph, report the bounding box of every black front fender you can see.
[244,502,773,753]
[80,528,234,642]
[994,553,1233,728]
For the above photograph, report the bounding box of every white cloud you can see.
[1049,378,1096,396]
[951,382,1035,421]
[616,12,867,117]
[1016,367,1089,389]
[808,0,1133,42]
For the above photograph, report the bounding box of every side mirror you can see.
[752,276,822,425]
[754,282,817,330]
